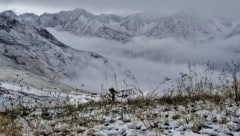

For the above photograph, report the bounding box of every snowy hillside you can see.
[0,10,126,95]
[0,10,111,79]
[18,9,239,42]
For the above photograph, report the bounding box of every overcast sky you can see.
[0,0,240,17]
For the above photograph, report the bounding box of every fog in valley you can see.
[48,28,240,93]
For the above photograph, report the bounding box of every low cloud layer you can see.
[48,28,240,92]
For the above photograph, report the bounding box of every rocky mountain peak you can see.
[0,10,17,19]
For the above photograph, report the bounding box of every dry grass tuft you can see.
[0,116,22,136]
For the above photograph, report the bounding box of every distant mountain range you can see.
[13,9,240,42]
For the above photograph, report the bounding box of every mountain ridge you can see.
[15,8,240,42]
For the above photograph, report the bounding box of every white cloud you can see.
[48,28,240,92]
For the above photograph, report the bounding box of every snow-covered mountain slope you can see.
[18,9,238,42]
[0,11,120,93]
[0,11,107,78]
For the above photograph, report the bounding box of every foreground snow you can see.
[1,97,239,136]
[0,81,100,109]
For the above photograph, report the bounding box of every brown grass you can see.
[0,116,22,136]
